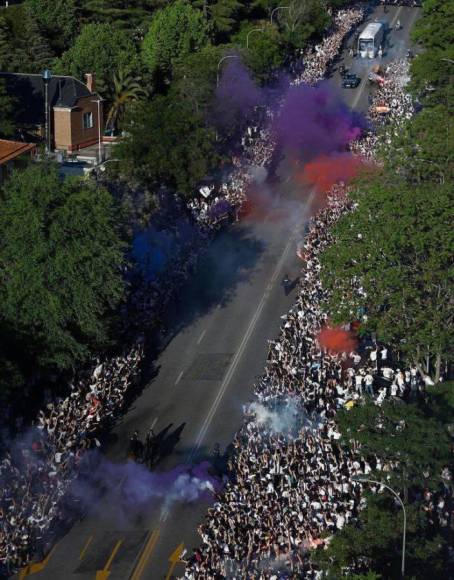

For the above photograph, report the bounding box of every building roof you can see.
[0,139,35,165]
[0,72,92,126]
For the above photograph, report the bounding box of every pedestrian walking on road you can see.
[282,274,291,296]
[378,45,383,59]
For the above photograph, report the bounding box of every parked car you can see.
[342,73,361,88]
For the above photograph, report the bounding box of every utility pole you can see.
[42,69,52,155]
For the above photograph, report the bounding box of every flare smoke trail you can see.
[250,398,323,437]
[70,455,223,523]
[317,325,358,353]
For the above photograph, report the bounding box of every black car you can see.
[342,73,361,88]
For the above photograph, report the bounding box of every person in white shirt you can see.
[355,373,363,395]
[364,372,374,396]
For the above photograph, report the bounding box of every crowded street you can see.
[0,2,438,579]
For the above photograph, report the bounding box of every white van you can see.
[358,22,384,58]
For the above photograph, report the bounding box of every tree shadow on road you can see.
[161,225,265,346]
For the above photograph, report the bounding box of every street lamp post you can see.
[246,27,264,49]
[216,55,240,88]
[270,6,289,26]
[42,69,52,155]
[91,96,104,163]
[353,476,406,577]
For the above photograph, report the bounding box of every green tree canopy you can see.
[0,7,54,73]
[315,388,454,578]
[194,0,245,40]
[234,22,284,82]
[54,23,139,87]
[142,0,209,79]
[115,89,218,193]
[278,0,329,50]
[380,105,454,185]
[24,0,77,54]
[336,396,453,493]
[80,0,167,30]
[0,80,14,138]
[173,43,223,113]
[0,163,125,384]
[320,173,453,380]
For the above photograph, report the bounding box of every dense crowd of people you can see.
[0,194,213,575]
[188,6,366,228]
[184,171,446,577]
[380,0,421,7]
[0,4,369,576]
[351,58,415,159]
[0,3,431,577]
[184,9,450,580]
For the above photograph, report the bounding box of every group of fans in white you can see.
[1,2,447,578]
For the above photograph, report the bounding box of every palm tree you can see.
[104,68,149,133]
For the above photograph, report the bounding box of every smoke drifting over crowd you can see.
[70,455,223,523]
[273,82,364,160]
[317,325,359,353]
[214,57,366,224]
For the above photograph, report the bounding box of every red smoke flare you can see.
[300,153,364,194]
[317,326,358,353]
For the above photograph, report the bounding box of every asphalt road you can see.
[33,4,419,580]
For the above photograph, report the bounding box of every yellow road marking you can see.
[95,538,123,580]
[79,535,93,561]
[18,544,58,578]
[165,543,185,580]
[130,529,160,580]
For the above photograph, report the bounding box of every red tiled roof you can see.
[0,139,35,165]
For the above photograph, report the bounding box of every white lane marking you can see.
[150,416,158,430]
[351,74,368,110]
[390,5,404,29]
[159,507,170,522]
[197,329,207,345]
[188,192,315,461]
[174,370,184,386]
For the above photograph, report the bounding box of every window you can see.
[83,111,93,129]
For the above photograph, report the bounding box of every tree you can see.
[23,14,54,71]
[279,0,330,50]
[81,0,167,30]
[105,68,149,133]
[142,0,209,79]
[380,105,454,185]
[336,398,453,495]
[0,9,53,73]
[320,174,453,381]
[53,23,139,87]
[314,390,454,578]
[235,22,284,82]
[0,16,12,70]
[173,43,223,114]
[194,0,244,40]
[24,0,77,54]
[0,80,14,138]
[409,0,454,105]
[115,90,218,192]
[0,163,125,383]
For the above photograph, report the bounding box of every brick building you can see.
[0,72,103,154]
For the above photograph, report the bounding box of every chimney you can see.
[85,73,95,93]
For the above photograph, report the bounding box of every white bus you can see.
[358,22,384,59]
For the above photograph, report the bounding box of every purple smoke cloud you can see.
[70,455,223,523]
[214,56,264,128]
[273,81,364,160]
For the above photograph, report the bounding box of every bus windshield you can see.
[359,39,373,52]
